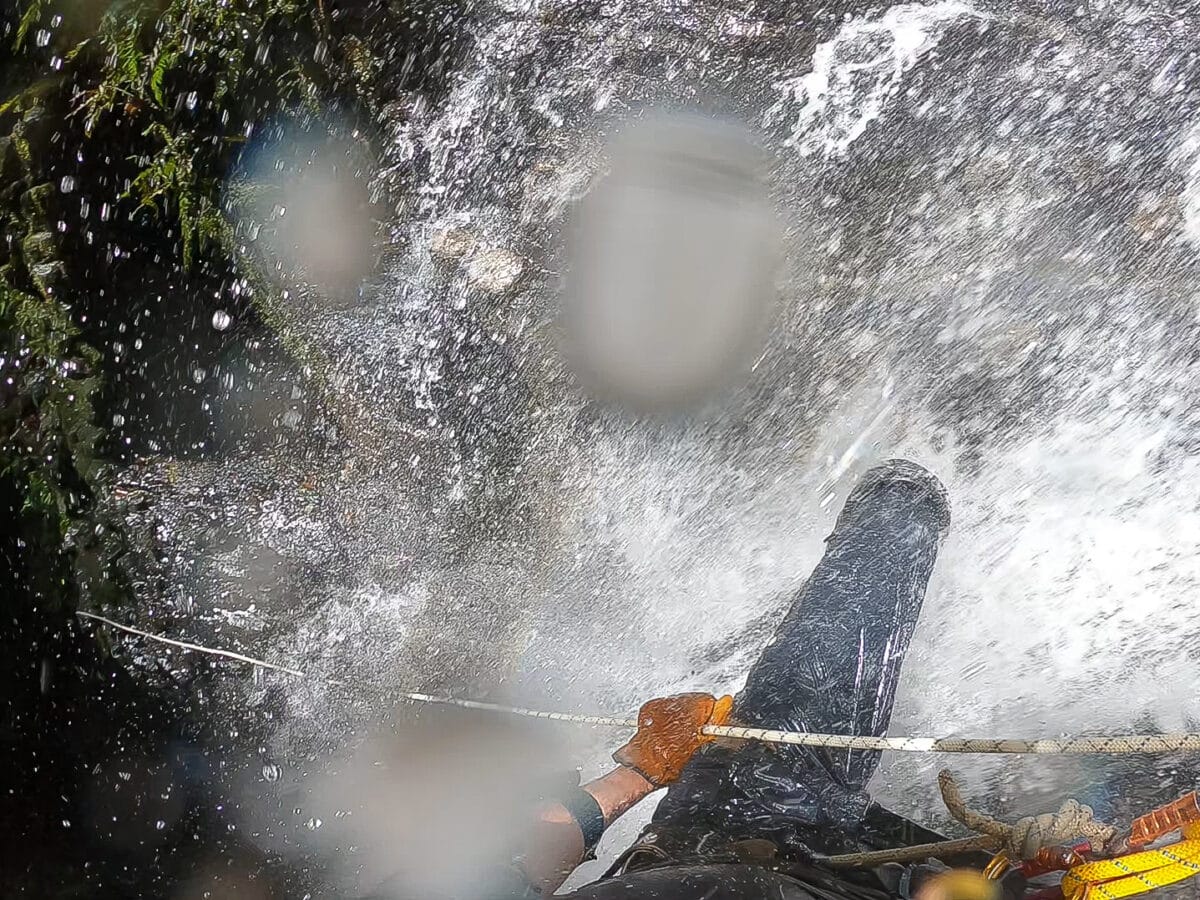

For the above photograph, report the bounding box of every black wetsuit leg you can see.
[647,460,951,855]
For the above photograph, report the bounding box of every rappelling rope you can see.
[699,726,1200,755]
[821,836,1002,868]
[821,772,1117,869]
[939,769,1118,858]
[76,611,1200,756]
[75,611,639,728]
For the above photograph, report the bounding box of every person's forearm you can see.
[583,764,655,824]
[520,766,655,893]
[516,691,728,893]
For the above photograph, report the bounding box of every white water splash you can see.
[766,1,984,157]
[876,408,1200,826]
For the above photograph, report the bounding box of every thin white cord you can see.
[77,610,636,726]
[78,610,309,678]
[78,611,1200,755]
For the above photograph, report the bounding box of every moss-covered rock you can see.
[19,181,54,223]
[0,135,16,184]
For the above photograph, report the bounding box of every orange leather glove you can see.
[613,692,735,786]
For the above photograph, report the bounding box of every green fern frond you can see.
[117,22,143,85]
[73,81,118,136]
[65,38,93,62]
[0,89,29,118]
[14,0,49,51]
[149,44,179,107]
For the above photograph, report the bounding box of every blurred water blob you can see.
[564,112,779,412]
[226,117,377,301]
[239,714,572,899]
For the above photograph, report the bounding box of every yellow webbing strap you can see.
[1062,826,1200,900]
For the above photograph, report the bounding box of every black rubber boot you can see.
[650,460,951,856]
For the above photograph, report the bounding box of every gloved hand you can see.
[613,692,735,786]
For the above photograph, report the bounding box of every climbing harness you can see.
[829,772,1200,900]
[825,775,1200,900]
[1059,829,1200,900]
[75,611,1200,757]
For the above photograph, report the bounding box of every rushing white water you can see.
[119,0,1200,890]
[766,1,985,157]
